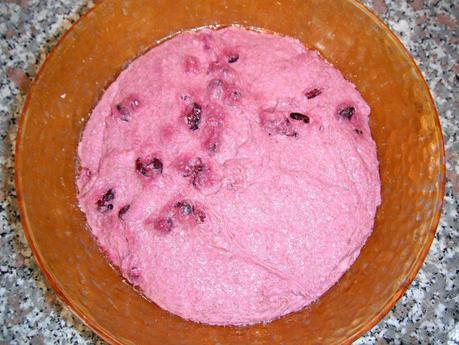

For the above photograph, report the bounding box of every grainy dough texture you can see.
[77,27,381,326]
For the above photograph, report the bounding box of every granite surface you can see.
[0,0,457,344]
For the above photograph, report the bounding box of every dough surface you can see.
[77,27,381,326]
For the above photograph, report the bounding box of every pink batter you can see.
[77,27,381,326]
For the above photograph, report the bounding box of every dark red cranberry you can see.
[203,136,218,153]
[227,54,239,63]
[177,156,216,190]
[154,217,173,233]
[97,204,113,213]
[305,88,322,99]
[193,209,206,224]
[225,88,241,105]
[183,157,205,178]
[96,189,115,213]
[338,106,355,120]
[174,201,194,216]
[186,103,202,131]
[231,90,241,99]
[113,95,141,121]
[118,204,130,219]
[289,112,310,123]
[102,189,114,202]
[136,157,163,177]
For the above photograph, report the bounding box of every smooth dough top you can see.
[77,27,381,326]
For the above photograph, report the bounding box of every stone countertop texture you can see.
[0,0,457,344]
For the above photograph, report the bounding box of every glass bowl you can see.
[15,0,445,344]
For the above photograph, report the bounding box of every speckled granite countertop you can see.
[0,0,457,344]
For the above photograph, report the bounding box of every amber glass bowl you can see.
[16,0,445,344]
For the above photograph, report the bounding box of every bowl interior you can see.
[16,0,445,344]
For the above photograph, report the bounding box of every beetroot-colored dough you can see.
[77,27,381,326]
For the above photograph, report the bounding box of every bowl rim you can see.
[14,1,446,344]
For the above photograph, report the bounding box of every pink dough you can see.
[77,27,381,326]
